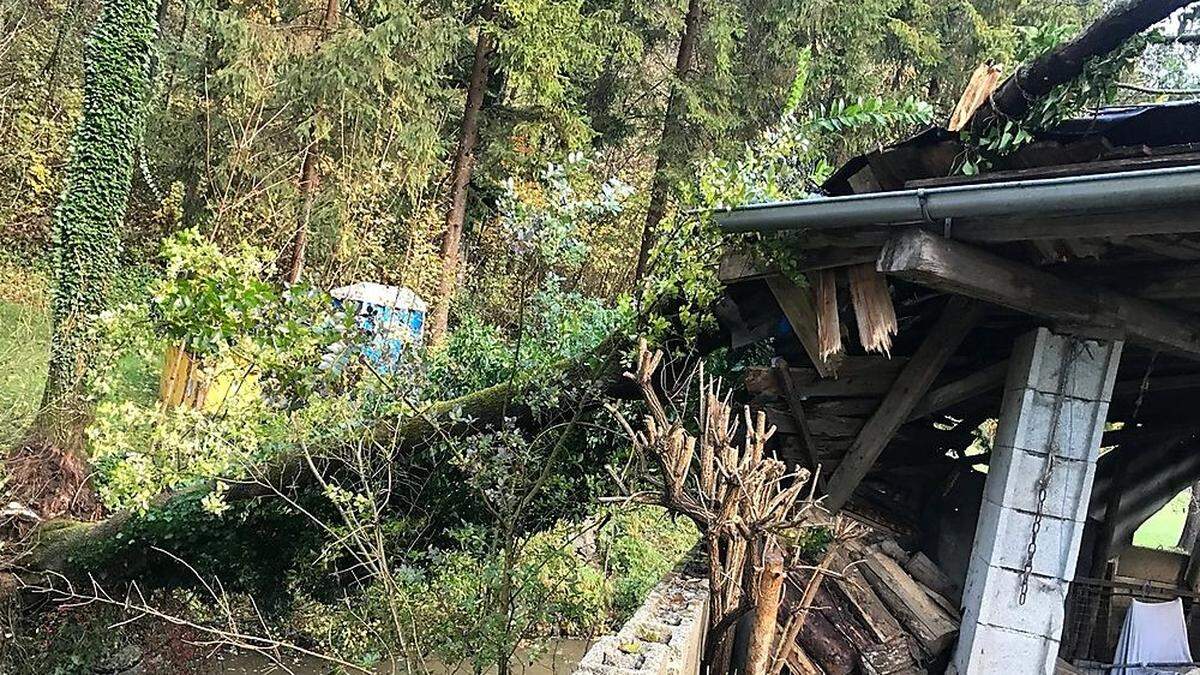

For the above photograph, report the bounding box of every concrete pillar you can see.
[951,328,1123,675]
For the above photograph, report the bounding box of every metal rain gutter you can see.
[714,164,1200,233]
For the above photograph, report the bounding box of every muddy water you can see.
[203,639,590,674]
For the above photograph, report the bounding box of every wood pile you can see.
[780,536,961,675]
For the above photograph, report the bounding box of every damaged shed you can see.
[713,100,1200,674]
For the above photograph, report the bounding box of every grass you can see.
[1134,487,1190,551]
[0,300,50,446]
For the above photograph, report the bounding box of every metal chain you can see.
[1020,452,1056,604]
[1018,337,1086,605]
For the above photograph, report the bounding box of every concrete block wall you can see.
[576,567,709,675]
[952,328,1123,675]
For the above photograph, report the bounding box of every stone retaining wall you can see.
[575,566,709,675]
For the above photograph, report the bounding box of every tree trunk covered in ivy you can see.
[633,0,701,288]
[10,0,159,519]
[428,21,494,344]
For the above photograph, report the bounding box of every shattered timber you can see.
[712,100,1200,674]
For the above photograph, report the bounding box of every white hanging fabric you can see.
[1112,598,1193,675]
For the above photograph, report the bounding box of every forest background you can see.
[3,0,1200,671]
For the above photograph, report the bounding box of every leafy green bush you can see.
[425,276,628,400]
[87,397,280,512]
[286,505,697,668]
[599,506,699,617]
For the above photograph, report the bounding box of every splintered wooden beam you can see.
[879,227,1200,358]
[824,296,984,512]
[766,275,841,377]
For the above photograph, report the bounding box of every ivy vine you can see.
[42,0,158,426]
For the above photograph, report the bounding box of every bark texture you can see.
[10,0,159,521]
[428,22,494,343]
[969,0,1195,126]
[280,0,340,284]
[633,0,701,287]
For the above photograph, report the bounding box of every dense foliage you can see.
[4,0,1199,670]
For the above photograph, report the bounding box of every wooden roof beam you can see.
[823,296,984,512]
[766,275,841,377]
[878,227,1200,359]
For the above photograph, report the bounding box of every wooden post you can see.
[746,547,786,675]
[1084,463,1126,659]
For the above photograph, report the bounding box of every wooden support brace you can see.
[823,295,983,512]
[772,364,825,488]
[907,359,1007,421]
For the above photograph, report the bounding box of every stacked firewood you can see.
[613,339,962,675]
[781,536,961,675]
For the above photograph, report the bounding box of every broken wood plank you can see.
[879,227,1200,358]
[861,551,959,658]
[848,263,898,355]
[947,62,1004,132]
[907,360,1008,421]
[745,357,907,399]
[824,296,983,511]
[815,268,842,360]
[916,577,961,621]
[767,275,841,376]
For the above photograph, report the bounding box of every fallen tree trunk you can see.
[970,0,1196,126]
[4,318,721,596]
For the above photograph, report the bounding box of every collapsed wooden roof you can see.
[713,101,1200,541]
